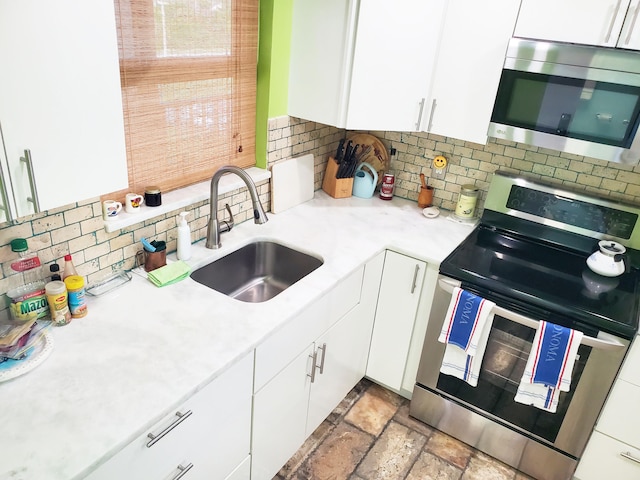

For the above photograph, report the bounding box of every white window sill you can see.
[103,167,271,233]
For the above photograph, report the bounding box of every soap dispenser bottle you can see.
[177,212,192,261]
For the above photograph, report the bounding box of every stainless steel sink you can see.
[190,241,323,303]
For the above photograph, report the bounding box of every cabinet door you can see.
[574,431,640,480]
[306,304,372,436]
[289,0,446,132]
[514,0,630,48]
[345,0,446,131]
[252,345,314,480]
[596,379,640,450]
[426,0,520,144]
[0,0,128,218]
[366,251,426,391]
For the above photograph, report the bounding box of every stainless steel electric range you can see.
[410,171,640,480]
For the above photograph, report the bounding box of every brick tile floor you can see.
[275,378,536,480]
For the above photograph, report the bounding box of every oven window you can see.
[436,315,591,444]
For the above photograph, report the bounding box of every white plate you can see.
[0,331,54,383]
[423,207,440,218]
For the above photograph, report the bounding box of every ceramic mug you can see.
[125,193,144,213]
[102,200,123,219]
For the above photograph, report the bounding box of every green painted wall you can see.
[256,0,293,168]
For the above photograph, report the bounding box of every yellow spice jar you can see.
[64,275,88,318]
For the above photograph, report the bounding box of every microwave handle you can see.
[438,277,625,351]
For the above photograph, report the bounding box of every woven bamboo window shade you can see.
[111,0,257,197]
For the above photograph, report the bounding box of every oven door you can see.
[413,276,629,459]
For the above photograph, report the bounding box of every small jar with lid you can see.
[454,184,479,219]
[144,186,162,207]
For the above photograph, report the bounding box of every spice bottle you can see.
[49,263,62,281]
[46,280,72,326]
[62,254,78,280]
[64,275,88,318]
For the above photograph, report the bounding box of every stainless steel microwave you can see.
[488,38,640,164]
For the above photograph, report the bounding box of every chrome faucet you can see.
[206,166,268,249]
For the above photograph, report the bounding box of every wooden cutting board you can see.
[270,154,315,213]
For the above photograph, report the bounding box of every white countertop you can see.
[0,191,475,480]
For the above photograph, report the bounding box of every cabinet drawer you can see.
[597,379,640,449]
[86,353,253,480]
[574,431,640,480]
[254,266,364,392]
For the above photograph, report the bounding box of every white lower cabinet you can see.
[366,250,438,398]
[251,252,385,480]
[85,352,253,480]
[574,338,640,479]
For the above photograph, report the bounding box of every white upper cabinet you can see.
[288,0,446,132]
[288,0,519,145]
[423,0,521,144]
[0,0,128,220]
[515,0,640,51]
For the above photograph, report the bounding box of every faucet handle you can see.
[219,203,235,234]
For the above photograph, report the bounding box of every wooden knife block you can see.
[322,157,353,199]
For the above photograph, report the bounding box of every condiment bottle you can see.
[62,254,78,280]
[64,275,88,318]
[7,238,48,320]
[10,238,43,287]
[50,263,62,281]
[46,280,72,326]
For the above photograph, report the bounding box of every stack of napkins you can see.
[147,261,191,287]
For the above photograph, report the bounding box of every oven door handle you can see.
[438,278,626,351]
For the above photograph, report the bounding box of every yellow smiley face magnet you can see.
[433,155,447,170]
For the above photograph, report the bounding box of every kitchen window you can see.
[112,0,257,196]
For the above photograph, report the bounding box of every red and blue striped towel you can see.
[438,287,495,386]
[514,321,583,413]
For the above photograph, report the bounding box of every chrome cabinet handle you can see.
[317,343,327,374]
[0,123,14,220]
[0,163,12,220]
[625,3,640,44]
[307,349,318,383]
[415,98,426,130]
[146,410,193,447]
[620,451,640,464]
[606,0,623,43]
[438,277,626,351]
[20,149,40,213]
[172,463,194,479]
[426,99,437,132]
[411,265,420,294]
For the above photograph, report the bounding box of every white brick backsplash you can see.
[4,116,640,318]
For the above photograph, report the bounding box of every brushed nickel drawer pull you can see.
[416,98,426,130]
[20,149,40,213]
[146,410,193,447]
[621,451,640,464]
[172,463,194,479]
[317,343,327,374]
[307,350,318,383]
[606,0,623,43]
[625,4,640,44]
[411,265,420,294]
